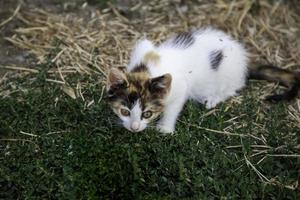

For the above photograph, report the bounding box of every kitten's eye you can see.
[120,108,130,116]
[142,111,152,119]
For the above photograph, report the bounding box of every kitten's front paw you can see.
[205,100,218,109]
[156,124,174,134]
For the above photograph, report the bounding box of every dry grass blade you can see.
[244,155,271,182]
[61,85,76,99]
[0,3,21,28]
[180,120,251,138]
[20,131,39,137]
[1,65,39,73]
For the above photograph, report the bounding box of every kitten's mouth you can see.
[129,128,144,133]
[126,126,145,133]
[125,129,139,133]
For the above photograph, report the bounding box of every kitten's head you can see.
[106,66,172,132]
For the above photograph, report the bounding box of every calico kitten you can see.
[106,27,299,133]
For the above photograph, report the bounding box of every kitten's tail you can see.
[248,65,300,101]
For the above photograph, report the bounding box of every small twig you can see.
[87,100,95,108]
[0,4,21,28]
[51,48,66,63]
[0,72,9,84]
[20,131,39,137]
[98,85,106,103]
[266,154,300,158]
[180,120,250,138]
[257,155,267,165]
[45,78,65,84]
[45,130,68,136]
[226,145,272,149]
[77,82,85,101]
[237,1,251,31]
[1,65,39,73]
[244,155,271,183]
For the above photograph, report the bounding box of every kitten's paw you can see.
[205,102,216,109]
[205,99,219,109]
[156,124,174,134]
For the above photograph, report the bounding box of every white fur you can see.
[127,27,248,133]
[127,39,155,71]
[121,100,148,132]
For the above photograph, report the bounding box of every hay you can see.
[3,1,299,77]
[2,1,299,106]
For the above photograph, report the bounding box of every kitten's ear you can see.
[106,68,128,91]
[149,73,172,96]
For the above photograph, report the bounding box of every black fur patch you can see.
[131,63,148,73]
[127,91,140,107]
[210,50,223,70]
[172,32,195,48]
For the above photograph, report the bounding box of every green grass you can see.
[0,70,299,199]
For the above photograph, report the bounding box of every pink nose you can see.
[131,121,140,131]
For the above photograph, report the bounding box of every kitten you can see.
[106,27,299,133]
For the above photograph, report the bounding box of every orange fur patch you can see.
[143,51,160,64]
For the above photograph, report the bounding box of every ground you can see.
[0,0,299,199]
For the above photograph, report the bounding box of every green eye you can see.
[120,108,130,116]
[142,111,152,119]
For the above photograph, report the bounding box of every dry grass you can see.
[1,0,300,193]
[3,1,300,75]
[2,0,300,109]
